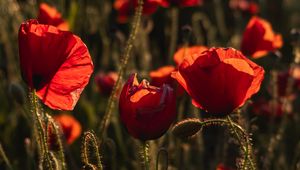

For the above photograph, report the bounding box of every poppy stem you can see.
[47,115,66,170]
[226,115,255,170]
[0,143,13,170]
[141,141,150,170]
[264,41,300,169]
[213,0,228,39]
[30,90,54,170]
[168,7,178,63]
[98,0,144,142]
[198,117,255,169]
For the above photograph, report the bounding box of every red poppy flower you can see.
[18,19,93,110]
[248,2,259,15]
[268,70,300,98]
[229,0,259,15]
[95,71,118,95]
[172,47,264,115]
[160,0,202,7]
[119,73,176,140]
[150,65,185,96]
[173,46,208,66]
[37,3,69,31]
[114,0,164,23]
[54,114,82,144]
[241,16,283,58]
[216,163,234,170]
[251,98,284,117]
[149,65,176,86]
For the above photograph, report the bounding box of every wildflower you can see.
[172,47,264,115]
[18,19,93,110]
[95,71,118,95]
[114,0,164,23]
[268,70,300,98]
[229,0,259,15]
[149,65,176,86]
[251,98,284,117]
[216,163,234,170]
[38,3,69,31]
[241,16,283,58]
[54,114,82,144]
[119,73,176,140]
[150,65,185,96]
[173,45,208,66]
[160,0,202,7]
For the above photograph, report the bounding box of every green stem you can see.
[226,116,255,170]
[200,117,255,170]
[168,7,178,63]
[213,0,228,40]
[0,143,13,170]
[48,116,66,170]
[141,142,150,170]
[98,0,144,142]
[30,91,54,170]
[31,90,48,155]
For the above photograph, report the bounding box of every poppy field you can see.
[0,0,300,169]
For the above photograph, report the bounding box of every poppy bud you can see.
[172,47,264,115]
[119,73,176,140]
[95,71,118,95]
[241,16,283,58]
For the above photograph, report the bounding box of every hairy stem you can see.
[98,0,144,142]
[0,143,13,170]
[141,141,150,170]
[226,116,255,170]
[200,117,256,170]
[48,116,66,170]
[30,90,54,170]
[168,7,178,63]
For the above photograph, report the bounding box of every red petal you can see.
[36,36,93,110]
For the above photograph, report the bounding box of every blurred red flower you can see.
[229,0,259,15]
[173,46,208,66]
[160,0,202,7]
[54,114,82,144]
[251,98,284,117]
[119,73,176,140]
[37,3,69,31]
[95,71,118,95]
[268,70,300,98]
[149,65,176,86]
[18,20,93,110]
[241,16,283,58]
[114,0,164,23]
[216,163,234,170]
[150,65,185,96]
[172,47,264,115]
